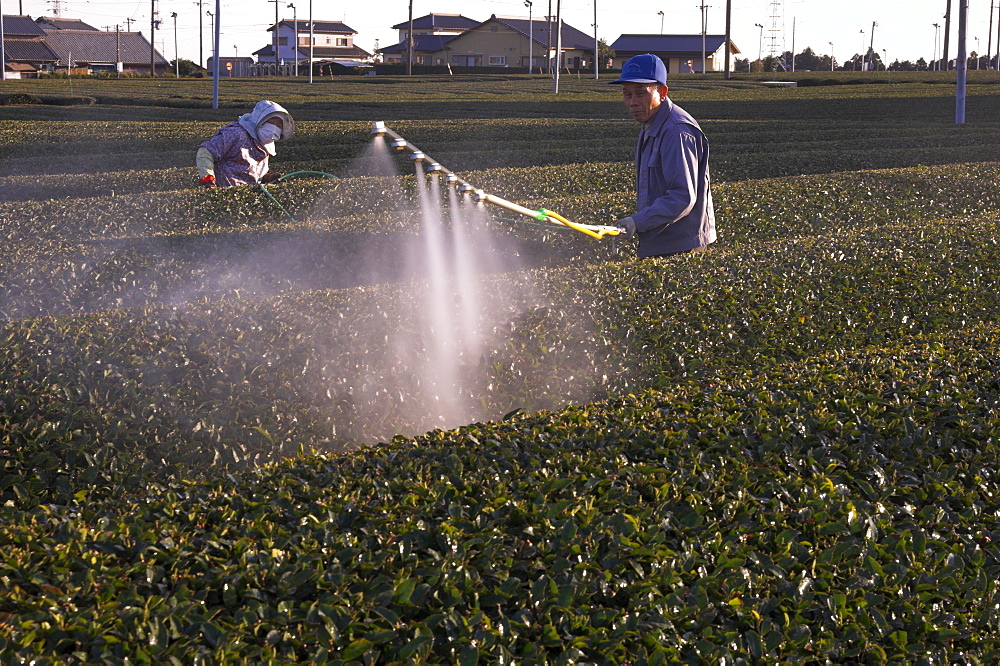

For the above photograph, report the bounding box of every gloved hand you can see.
[260,172,282,184]
[616,216,637,239]
[199,174,216,188]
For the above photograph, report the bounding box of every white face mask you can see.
[257,123,282,144]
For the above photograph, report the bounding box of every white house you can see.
[254,19,371,66]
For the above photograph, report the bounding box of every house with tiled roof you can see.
[38,21,169,75]
[440,14,594,70]
[1,15,58,77]
[610,34,740,73]
[254,19,370,68]
[381,13,479,65]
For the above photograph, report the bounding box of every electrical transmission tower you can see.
[766,0,785,69]
[47,0,65,17]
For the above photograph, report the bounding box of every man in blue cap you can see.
[610,54,716,258]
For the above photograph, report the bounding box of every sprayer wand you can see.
[371,121,623,240]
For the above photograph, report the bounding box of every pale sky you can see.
[11,0,996,68]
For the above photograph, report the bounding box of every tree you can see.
[841,53,864,71]
[598,39,615,68]
[792,46,825,71]
[172,58,204,77]
[866,49,884,71]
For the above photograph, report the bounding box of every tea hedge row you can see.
[3,196,998,506]
[2,110,999,188]
[3,325,1000,661]
[3,162,999,320]
[1,73,998,111]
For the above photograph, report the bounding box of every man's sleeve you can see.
[196,146,216,180]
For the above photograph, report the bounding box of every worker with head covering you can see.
[196,100,295,187]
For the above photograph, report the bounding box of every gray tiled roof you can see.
[4,15,47,36]
[392,14,479,31]
[271,20,356,34]
[611,34,738,55]
[490,16,594,50]
[43,30,169,65]
[2,38,59,62]
[381,34,456,54]
[37,17,100,31]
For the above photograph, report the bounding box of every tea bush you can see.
[3,80,1000,662]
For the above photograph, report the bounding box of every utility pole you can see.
[869,21,877,71]
[125,17,135,31]
[942,0,952,71]
[859,29,865,71]
[553,0,562,92]
[116,24,121,78]
[546,0,552,74]
[406,0,413,75]
[269,0,280,70]
[700,3,709,74]
[723,0,732,79]
[211,0,219,108]
[288,3,297,76]
[790,16,795,72]
[150,0,158,76]
[308,0,313,83]
[193,0,204,68]
[206,10,213,75]
[171,12,178,76]
[525,1,533,74]
[932,23,939,70]
[592,0,598,79]
[988,0,994,70]
[1,10,5,85]
[956,0,967,122]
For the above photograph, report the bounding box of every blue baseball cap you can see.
[610,53,668,86]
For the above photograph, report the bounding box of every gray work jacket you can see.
[633,98,717,257]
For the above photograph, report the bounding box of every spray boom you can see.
[371,121,623,240]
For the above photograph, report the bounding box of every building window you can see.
[298,36,309,46]
[489,55,506,66]
[325,36,332,45]
[336,38,348,47]
[278,37,288,46]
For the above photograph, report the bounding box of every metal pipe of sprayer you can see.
[371,120,476,192]
[369,121,623,239]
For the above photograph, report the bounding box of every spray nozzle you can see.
[391,138,407,150]
[426,162,443,173]
[371,121,387,137]
[410,151,426,162]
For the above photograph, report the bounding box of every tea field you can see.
[3,76,1000,662]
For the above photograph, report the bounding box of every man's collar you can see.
[644,97,674,135]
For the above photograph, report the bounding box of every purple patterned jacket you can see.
[198,122,270,187]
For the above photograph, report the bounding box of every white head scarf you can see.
[238,100,295,156]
